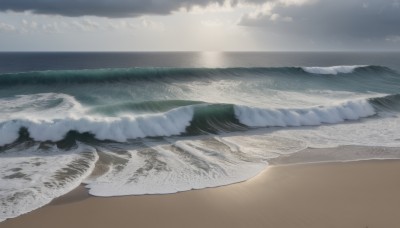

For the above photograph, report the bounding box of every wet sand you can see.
[2,158,400,228]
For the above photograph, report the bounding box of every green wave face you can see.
[369,94,400,112]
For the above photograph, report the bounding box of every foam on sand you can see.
[0,143,98,222]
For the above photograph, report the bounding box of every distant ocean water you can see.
[1,52,400,221]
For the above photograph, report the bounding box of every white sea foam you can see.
[0,98,378,146]
[302,65,366,75]
[221,114,400,163]
[0,93,84,121]
[0,106,194,146]
[0,143,98,222]
[234,99,376,128]
[0,97,381,146]
[1,103,398,222]
[84,138,268,196]
[82,112,400,198]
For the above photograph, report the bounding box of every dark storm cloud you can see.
[0,0,214,17]
[239,0,400,41]
[0,0,267,18]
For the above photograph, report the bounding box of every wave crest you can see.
[301,65,366,75]
[2,94,397,146]
[0,106,194,146]
[234,99,375,127]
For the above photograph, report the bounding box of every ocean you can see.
[1,52,400,221]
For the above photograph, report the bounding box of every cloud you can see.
[0,0,269,18]
[386,35,400,43]
[237,0,311,23]
[71,19,101,31]
[1,0,399,51]
[0,17,166,35]
[22,19,38,30]
[239,0,400,43]
[0,21,16,32]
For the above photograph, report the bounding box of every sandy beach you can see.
[2,157,400,228]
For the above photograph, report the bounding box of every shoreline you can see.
[269,145,400,165]
[2,158,400,228]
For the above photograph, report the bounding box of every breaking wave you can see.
[302,65,365,75]
[1,94,398,147]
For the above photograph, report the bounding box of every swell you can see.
[1,94,398,147]
[369,94,400,112]
[0,65,395,86]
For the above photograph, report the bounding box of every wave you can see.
[369,94,400,112]
[0,93,84,120]
[1,94,398,147]
[0,65,395,86]
[0,144,98,221]
[234,99,375,127]
[0,106,194,146]
[302,65,365,75]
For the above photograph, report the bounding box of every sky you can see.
[0,0,399,51]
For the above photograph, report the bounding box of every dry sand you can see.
[2,159,400,228]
